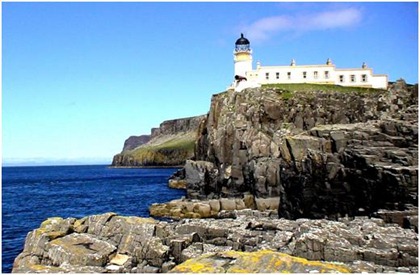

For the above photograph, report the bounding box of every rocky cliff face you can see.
[12,212,418,273]
[150,116,204,138]
[112,115,206,167]
[184,81,418,219]
[122,135,151,152]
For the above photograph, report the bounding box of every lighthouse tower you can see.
[234,33,252,78]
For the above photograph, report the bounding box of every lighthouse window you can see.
[350,75,356,82]
[276,72,280,79]
[361,74,367,82]
[314,71,318,79]
[303,72,307,79]
[287,72,291,79]
[265,72,269,80]
[339,75,345,83]
[235,44,250,52]
[324,71,329,79]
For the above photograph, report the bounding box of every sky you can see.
[2,1,418,166]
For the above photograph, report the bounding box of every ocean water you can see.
[1,165,185,273]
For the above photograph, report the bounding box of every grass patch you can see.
[152,137,195,151]
[128,135,196,163]
[280,90,293,100]
[116,133,198,166]
[262,83,385,94]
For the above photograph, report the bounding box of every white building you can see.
[231,34,388,91]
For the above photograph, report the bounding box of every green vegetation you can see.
[279,90,293,100]
[262,83,386,94]
[150,136,195,151]
[122,134,196,166]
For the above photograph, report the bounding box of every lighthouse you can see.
[234,33,253,78]
[229,33,387,90]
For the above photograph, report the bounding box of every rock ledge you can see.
[13,212,418,273]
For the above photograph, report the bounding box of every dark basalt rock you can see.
[279,119,418,219]
[181,80,417,219]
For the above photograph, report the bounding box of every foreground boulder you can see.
[13,212,418,273]
[170,250,352,273]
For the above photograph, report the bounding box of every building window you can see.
[314,71,318,79]
[287,72,291,79]
[361,74,367,82]
[339,75,344,83]
[350,75,355,82]
[303,72,307,79]
[324,71,329,79]
[276,72,280,79]
[265,72,269,80]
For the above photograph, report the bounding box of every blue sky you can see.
[2,1,418,166]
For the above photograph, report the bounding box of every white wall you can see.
[234,51,253,78]
[370,75,388,89]
[247,65,388,89]
[254,65,336,85]
[235,60,252,78]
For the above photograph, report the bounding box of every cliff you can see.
[112,115,206,167]
[121,135,151,152]
[174,81,418,219]
[12,211,418,273]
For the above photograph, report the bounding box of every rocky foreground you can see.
[13,211,418,273]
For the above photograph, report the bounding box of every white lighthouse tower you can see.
[232,33,260,92]
[234,33,252,78]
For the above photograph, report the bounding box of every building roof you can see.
[235,33,250,45]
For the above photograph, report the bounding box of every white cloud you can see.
[246,16,292,41]
[305,9,362,30]
[244,8,362,43]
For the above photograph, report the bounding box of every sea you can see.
[1,165,185,273]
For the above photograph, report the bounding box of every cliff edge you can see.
[121,135,151,152]
[112,115,206,167]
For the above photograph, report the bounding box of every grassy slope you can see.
[121,132,196,166]
[261,83,387,101]
[262,83,386,93]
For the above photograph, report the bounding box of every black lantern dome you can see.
[235,33,250,52]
